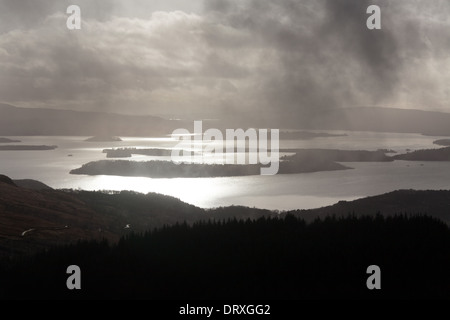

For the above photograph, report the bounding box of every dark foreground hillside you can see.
[0,175,274,258]
[1,214,449,300]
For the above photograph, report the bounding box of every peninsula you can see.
[0,138,21,143]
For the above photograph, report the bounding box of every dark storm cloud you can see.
[320,0,401,98]
[203,0,425,125]
[203,0,450,126]
[0,0,449,119]
[0,9,210,113]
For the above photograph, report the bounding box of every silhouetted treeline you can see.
[1,214,449,299]
[287,189,450,225]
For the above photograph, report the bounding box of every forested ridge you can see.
[1,214,449,299]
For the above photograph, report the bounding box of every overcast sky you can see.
[0,0,449,122]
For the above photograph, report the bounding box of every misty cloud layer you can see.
[0,0,449,124]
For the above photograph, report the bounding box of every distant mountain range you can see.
[1,103,450,136]
[0,103,186,136]
[306,107,450,136]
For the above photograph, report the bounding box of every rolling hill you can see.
[306,107,450,136]
[0,103,185,136]
[0,175,273,258]
[292,189,450,225]
[1,174,450,260]
[2,104,450,136]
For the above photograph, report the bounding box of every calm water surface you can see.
[1,131,449,210]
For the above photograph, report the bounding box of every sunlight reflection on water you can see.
[1,132,450,210]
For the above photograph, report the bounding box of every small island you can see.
[279,131,347,140]
[0,145,57,151]
[281,149,393,162]
[85,136,122,142]
[103,148,132,158]
[393,147,450,161]
[71,148,403,178]
[377,148,397,154]
[0,137,21,143]
[70,158,349,178]
[103,148,173,158]
[433,139,450,147]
